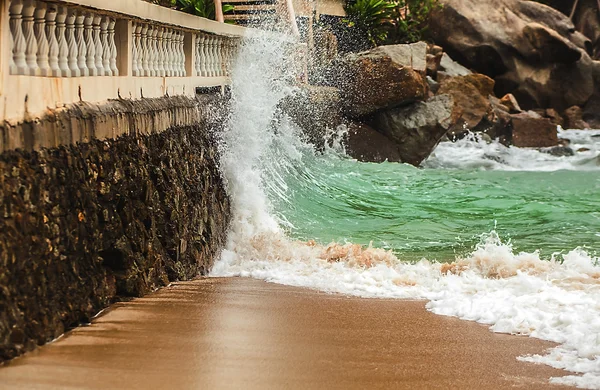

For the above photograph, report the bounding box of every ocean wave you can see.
[215,31,600,389]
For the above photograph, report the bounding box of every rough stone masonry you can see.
[0,95,231,361]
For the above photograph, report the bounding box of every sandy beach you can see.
[0,278,570,389]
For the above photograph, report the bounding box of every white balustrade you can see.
[7,0,239,79]
[8,0,118,77]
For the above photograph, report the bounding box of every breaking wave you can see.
[213,32,600,389]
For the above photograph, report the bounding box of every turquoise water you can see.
[270,133,600,262]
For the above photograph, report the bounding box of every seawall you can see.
[0,95,231,361]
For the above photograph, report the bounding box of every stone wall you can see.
[0,96,231,361]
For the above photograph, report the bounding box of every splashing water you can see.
[213,33,600,388]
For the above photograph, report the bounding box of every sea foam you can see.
[212,232,600,389]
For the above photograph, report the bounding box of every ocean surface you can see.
[211,34,600,389]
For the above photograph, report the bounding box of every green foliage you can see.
[344,0,395,46]
[344,0,440,47]
[390,0,441,44]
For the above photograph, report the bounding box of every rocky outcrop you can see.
[322,42,428,118]
[537,0,600,59]
[430,0,595,111]
[344,122,402,163]
[510,112,559,147]
[371,95,455,165]
[437,74,495,132]
[0,97,231,362]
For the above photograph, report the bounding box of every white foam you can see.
[213,232,600,389]
[424,130,600,171]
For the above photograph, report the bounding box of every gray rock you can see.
[541,146,575,156]
[372,95,455,166]
[439,53,472,77]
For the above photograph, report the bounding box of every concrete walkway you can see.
[0,278,569,389]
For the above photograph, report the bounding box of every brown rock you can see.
[431,0,595,110]
[323,43,428,118]
[427,44,444,57]
[437,74,494,129]
[372,95,456,166]
[344,122,401,163]
[510,113,559,147]
[427,53,443,79]
[545,108,564,128]
[499,94,522,113]
[563,106,590,129]
[522,22,582,64]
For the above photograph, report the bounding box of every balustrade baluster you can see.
[214,37,220,77]
[199,34,207,77]
[93,15,104,75]
[108,18,118,76]
[75,13,88,76]
[172,30,179,77]
[46,5,60,77]
[22,0,38,76]
[179,31,186,76]
[148,26,157,76]
[101,17,111,76]
[194,34,201,76]
[55,7,69,77]
[212,36,219,77]
[167,29,177,77]
[66,11,79,76]
[10,0,27,75]
[84,13,96,76]
[174,31,181,77]
[162,29,170,77]
[132,23,140,76]
[157,27,166,77]
[140,24,149,77]
[205,35,212,77]
[210,36,217,77]
[219,38,225,76]
[34,1,49,76]
[173,30,180,76]
[152,27,160,76]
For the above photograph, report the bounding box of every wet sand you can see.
[0,278,570,389]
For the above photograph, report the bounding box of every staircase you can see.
[223,0,292,32]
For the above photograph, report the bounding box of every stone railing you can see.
[0,0,247,123]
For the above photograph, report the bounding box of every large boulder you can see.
[322,42,428,118]
[371,95,455,166]
[436,74,495,130]
[538,0,600,59]
[510,112,559,147]
[563,106,590,129]
[344,122,402,163]
[430,0,595,111]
